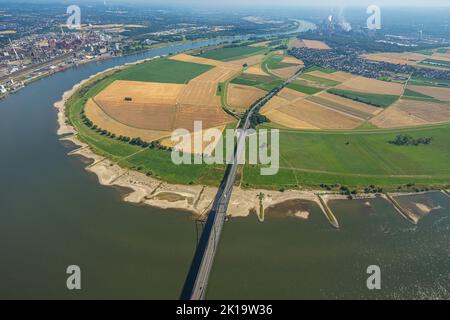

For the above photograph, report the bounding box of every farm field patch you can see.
[305,70,354,83]
[300,74,341,87]
[335,76,404,96]
[231,73,284,92]
[328,88,399,108]
[286,82,323,95]
[227,84,266,112]
[370,99,450,128]
[243,125,450,189]
[314,92,381,116]
[407,85,450,101]
[85,99,172,141]
[263,98,363,130]
[168,53,223,66]
[289,39,331,50]
[198,46,266,61]
[277,87,307,101]
[243,65,269,76]
[116,58,213,83]
[306,95,377,120]
[270,65,302,79]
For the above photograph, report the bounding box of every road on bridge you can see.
[180,68,303,300]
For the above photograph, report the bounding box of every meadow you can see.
[327,88,399,108]
[243,124,450,190]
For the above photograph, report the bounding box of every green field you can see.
[287,82,323,95]
[436,48,449,54]
[243,125,450,190]
[66,60,226,186]
[300,74,341,87]
[328,88,399,108]
[409,76,450,88]
[198,46,266,61]
[116,58,213,83]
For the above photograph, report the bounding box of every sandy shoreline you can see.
[54,57,443,222]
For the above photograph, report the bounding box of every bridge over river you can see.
[180,69,303,300]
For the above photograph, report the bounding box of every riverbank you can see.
[54,44,442,223]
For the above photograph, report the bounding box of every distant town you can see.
[0,3,297,97]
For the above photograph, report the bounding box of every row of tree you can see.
[388,134,433,146]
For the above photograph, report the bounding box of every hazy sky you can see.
[94,0,450,7]
[2,0,449,7]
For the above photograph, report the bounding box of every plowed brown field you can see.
[370,99,450,128]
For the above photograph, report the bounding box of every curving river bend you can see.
[0,25,449,299]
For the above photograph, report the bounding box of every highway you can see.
[180,68,304,300]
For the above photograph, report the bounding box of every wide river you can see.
[0,28,449,299]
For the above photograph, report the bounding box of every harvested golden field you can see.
[173,104,235,132]
[361,52,428,65]
[263,109,319,129]
[95,80,185,105]
[260,96,291,114]
[85,99,171,141]
[177,81,221,106]
[315,92,381,116]
[243,65,268,76]
[227,84,266,112]
[370,99,450,128]
[336,76,404,95]
[169,53,223,66]
[265,99,363,129]
[407,85,450,101]
[192,66,239,83]
[271,65,302,79]
[277,87,307,101]
[226,54,266,68]
[282,56,304,65]
[306,71,354,83]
